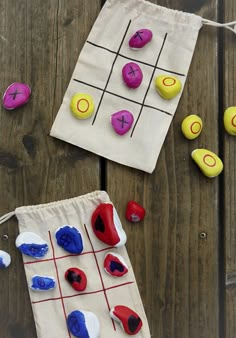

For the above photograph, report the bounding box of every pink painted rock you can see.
[111,110,134,136]
[129,29,153,49]
[122,62,143,89]
[2,82,31,110]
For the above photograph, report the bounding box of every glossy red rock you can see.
[104,252,128,277]
[125,201,146,223]
[91,203,127,247]
[65,267,87,291]
[110,305,142,335]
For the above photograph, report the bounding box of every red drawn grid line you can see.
[24,246,114,265]
[32,281,134,305]
[83,223,116,331]
[48,231,71,338]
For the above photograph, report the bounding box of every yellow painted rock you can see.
[155,75,182,99]
[181,114,203,140]
[70,93,95,119]
[191,149,223,178]
[224,106,236,135]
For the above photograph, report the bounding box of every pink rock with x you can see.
[111,110,134,136]
[2,82,31,110]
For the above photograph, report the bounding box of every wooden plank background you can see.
[0,0,234,337]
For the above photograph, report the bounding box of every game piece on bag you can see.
[181,114,203,140]
[15,232,48,258]
[67,310,100,338]
[129,28,153,49]
[0,250,11,269]
[104,252,128,277]
[30,276,56,291]
[224,106,236,135]
[70,93,95,119]
[111,110,134,135]
[191,149,223,177]
[91,202,127,247]
[125,201,146,223]
[155,75,182,99]
[55,225,84,254]
[2,82,31,110]
[122,62,143,88]
[65,267,87,291]
[110,305,143,335]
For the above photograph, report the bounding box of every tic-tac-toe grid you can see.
[23,224,147,338]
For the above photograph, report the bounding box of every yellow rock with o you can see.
[181,114,203,140]
[155,75,182,99]
[70,93,95,119]
[191,149,223,178]
[224,106,236,135]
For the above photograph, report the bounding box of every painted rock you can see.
[110,305,142,335]
[224,106,236,135]
[155,75,182,100]
[191,149,223,178]
[0,250,11,269]
[15,232,48,259]
[111,110,134,136]
[181,114,203,140]
[30,275,56,291]
[65,267,87,291]
[70,93,95,119]
[122,62,143,89]
[91,203,127,247]
[2,82,31,110]
[67,310,100,338]
[104,252,128,277]
[126,201,146,223]
[129,29,153,49]
[55,225,83,254]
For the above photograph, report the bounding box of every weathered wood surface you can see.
[0,0,234,337]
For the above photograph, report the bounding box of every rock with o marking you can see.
[15,232,48,259]
[155,75,182,99]
[191,149,223,178]
[122,62,143,88]
[67,310,100,338]
[111,110,134,136]
[55,225,84,254]
[110,305,142,335]
[2,82,31,110]
[30,275,56,291]
[70,93,94,119]
[0,250,11,269]
[129,29,153,49]
[224,106,236,135]
[181,114,203,140]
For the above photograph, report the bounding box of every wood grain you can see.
[106,1,220,338]
[0,1,101,337]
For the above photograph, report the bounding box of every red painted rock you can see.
[2,82,31,110]
[122,62,143,89]
[91,203,127,247]
[110,305,142,335]
[111,110,134,136]
[104,252,128,277]
[65,267,87,291]
[129,29,153,49]
[125,201,146,223]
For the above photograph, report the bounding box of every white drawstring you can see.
[0,211,16,225]
[202,18,236,34]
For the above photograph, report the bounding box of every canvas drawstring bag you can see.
[50,0,236,173]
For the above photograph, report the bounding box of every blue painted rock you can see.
[15,232,48,259]
[30,275,56,291]
[104,252,128,277]
[122,62,143,89]
[125,200,146,223]
[111,110,134,136]
[129,29,153,49]
[2,82,31,110]
[110,305,142,335]
[65,267,87,291]
[91,203,127,247]
[0,250,11,269]
[55,225,83,254]
[67,310,100,338]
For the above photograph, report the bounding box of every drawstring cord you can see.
[202,18,236,34]
[0,211,16,225]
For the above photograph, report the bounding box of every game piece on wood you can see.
[0,250,11,269]
[126,200,146,222]
[181,114,203,140]
[2,82,31,110]
[224,106,236,135]
[191,149,223,178]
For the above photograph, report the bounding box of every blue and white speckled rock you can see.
[67,310,100,338]
[30,275,56,291]
[0,250,11,269]
[55,225,83,254]
[15,232,48,259]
